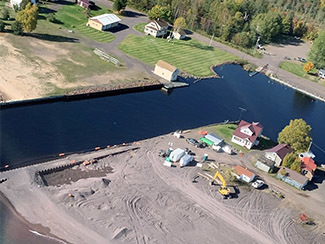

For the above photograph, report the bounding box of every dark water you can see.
[1,64,324,167]
[0,64,325,243]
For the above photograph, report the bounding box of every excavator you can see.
[210,171,231,199]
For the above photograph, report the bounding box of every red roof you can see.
[233,120,263,143]
[234,165,254,178]
[301,157,317,172]
[268,144,293,160]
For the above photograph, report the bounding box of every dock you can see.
[162,81,189,90]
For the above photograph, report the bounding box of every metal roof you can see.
[90,14,121,26]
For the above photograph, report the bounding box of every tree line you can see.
[127,0,325,48]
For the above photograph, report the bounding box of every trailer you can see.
[169,148,185,162]
[205,133,223,146]
[180,154,193,167]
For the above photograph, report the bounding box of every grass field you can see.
[55,4,115,43]
[118,34,238,77]
[133,22,146,33]
[279,61,319,83]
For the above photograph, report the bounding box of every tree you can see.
[231,32,251,47]
[0,8,9,20]
[113,0,127,12]
[303,62,314,73]
[290,158,301,172]
[0,20,5,32]
[15,3,38,33]
[11,21,23,35]
[148,5,172,22]
[283,152,299,168]
[308,31,325,69]
[173,17,186,31]
[278,119,312,153]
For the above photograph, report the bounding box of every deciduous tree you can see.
[148,5,172,22]
[173,17,186,31]
[113,0,127,12]
[290,158,301,172]
[16,3,38,33]
[308,31,325,69]
[303,62,314,73]
[278,119,312,153]
[283,152,299,168]
[0,8,9,20]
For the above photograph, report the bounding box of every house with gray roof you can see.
[277,166,309,190]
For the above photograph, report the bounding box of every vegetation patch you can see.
[133,22,146,33]
[52,45,119,83]
[280,61,319,83]
[55,4,114,43]
[118,34,238,77]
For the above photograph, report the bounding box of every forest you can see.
[126,0,325,48]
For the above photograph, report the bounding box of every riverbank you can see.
[1,130,324,244]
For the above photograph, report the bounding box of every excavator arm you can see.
[211,171,231,198]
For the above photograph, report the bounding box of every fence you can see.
[94,48,121,66]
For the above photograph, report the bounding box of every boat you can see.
[249,71,259,77]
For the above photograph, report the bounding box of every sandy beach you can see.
[1,131,324,244]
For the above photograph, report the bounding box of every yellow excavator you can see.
[210,171,231,199]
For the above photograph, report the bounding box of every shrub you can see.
[47,13,57,23]
[0,20,4,32]
[0,7,9,20]
[11,21,23,35]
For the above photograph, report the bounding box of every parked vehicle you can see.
[186,138,200,147]
[297,57,307,63]
[252,180,264,189]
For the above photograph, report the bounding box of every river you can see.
[0,64,325,243]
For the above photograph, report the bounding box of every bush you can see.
[11,21,23,35]
[47,13,57,23]
[0,8,9,20]
[0,20,4,32]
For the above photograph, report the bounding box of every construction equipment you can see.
[210,171,231,199]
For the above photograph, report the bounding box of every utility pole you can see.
[209,33,214,46]
[238,107,246,121]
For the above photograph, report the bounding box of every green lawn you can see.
[118,34,238,77]
[279,61,319,83]
[55,4,114,43]
[133,22,146,33]
[199,124,249,153]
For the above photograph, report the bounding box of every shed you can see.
[87,14,121,31]
[154,60,178,81]
[169,148,185,162]
[255,155,275,173]
[172,29,186,40]
[180,154,193,167]
[77,0,90,9]
[205,133,223,146]
[277,167,309,190]
[234,165,255,183]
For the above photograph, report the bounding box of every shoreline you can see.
[0,192,70,244]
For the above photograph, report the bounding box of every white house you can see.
[154,60,178,81]
[265,144,293,167]
[234,165,255,183]
[172,29,186,40]
[144,19,169,37]
[318,69,325,79]
[87,14,121,31]
[231,120,263,149]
